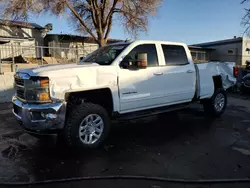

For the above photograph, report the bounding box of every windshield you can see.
[81,44,129,65]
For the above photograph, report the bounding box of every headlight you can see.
[26,77,51,103]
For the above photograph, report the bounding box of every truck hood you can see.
[18,63,117,100]
[19,63,99,77]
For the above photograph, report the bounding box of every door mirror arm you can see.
[120,61,130,69]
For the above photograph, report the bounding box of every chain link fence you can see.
[0,43,97,73]
[1,43,250,73]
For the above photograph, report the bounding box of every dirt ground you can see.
[0,93,250,188]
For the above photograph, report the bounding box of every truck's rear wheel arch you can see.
[213,75,223,91]
[202,76,227,117]
[65,88,114,117]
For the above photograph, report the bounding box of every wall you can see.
[78,43,98,57]
[207,42,242,65]
[46,41,98,60]
[189,48,212,63]
[0,25,33,38]
[0,40,36,60]
[0,72,15,103]
[32,29,44,46]
[46,41,76,60]
[0,25,43,59]
[0,63,39,73]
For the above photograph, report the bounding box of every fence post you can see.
[64,49,66,63]
[11,43,15,72]
[36,41,39,64]
[75,46,78,64]
[41,46,43,65]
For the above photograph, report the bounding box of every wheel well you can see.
[213,75,223,91]
[66,88,113,116]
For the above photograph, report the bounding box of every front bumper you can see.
[12,96,66,134]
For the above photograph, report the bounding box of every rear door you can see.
[158,44,196,104]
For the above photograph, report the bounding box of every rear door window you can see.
[161,45,188,66]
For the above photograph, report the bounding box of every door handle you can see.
[154,72,163,76]
[187,70,194,73]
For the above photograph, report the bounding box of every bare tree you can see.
[241,0,250,35]
[0,0,162,47]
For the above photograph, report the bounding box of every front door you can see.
[118,44,164,113]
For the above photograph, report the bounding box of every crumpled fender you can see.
[46,65,118,101]
[207,62,236,90]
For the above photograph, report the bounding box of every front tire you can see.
[63,102,110,148]
[203,88,227,117]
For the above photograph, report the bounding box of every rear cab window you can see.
[161,45,189,66]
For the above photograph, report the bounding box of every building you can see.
[44,34,122,61]
[0,19,51,59]
[188,46,214,63]
[192,37,250,65]
[44,34,99,60]
[2,19,247,66]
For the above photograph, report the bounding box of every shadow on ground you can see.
[1,94,250,188]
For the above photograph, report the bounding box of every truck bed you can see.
[196,62,236,99]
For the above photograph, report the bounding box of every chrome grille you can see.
[16,89,25,100]
[13,103,21,115]
[14,77,24,87]
[14,73,30,101]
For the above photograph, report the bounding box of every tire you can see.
[62,102,110,148]
[203,88,227,117]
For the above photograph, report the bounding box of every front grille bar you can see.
[14,73,30,102]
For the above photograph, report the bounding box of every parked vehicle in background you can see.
[233,61,250,93]
[246,61,250,71]
[241,73,250,92]
[12,40,236,149]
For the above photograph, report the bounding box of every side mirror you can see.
[136,53,148,69]
[120,61,130,69]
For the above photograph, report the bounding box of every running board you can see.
[114,103,190,121]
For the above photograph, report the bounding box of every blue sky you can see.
[29,0,247,45]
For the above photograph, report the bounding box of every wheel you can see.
[203,88,227,117]
[63,102,110,148]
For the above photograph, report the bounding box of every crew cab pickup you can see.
[12,40,231,148]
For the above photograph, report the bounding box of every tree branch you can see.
[1,0,163,47]
[104,14,113,39]
[64,0,98,42]
[101,0,107,27]
[104,0,119,27]
[88,0,103,37]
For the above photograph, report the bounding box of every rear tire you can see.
[62,102,110,148]
[203,88,227,117]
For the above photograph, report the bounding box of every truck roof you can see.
[109,40,187,47]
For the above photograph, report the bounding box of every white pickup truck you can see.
[12,40,233,148]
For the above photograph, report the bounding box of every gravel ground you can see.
[0,93,250,188]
